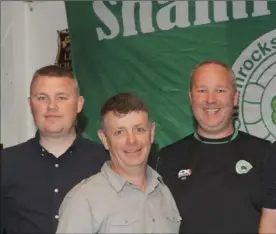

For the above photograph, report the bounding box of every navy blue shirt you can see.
[1,133,109,233]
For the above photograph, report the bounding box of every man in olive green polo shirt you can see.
[56,92,181,233]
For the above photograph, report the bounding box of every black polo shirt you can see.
[263,141,276,209]
[1,133,109,233]
[157,130,273,233]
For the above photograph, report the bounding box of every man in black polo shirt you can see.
[259,141,276,233]
[157,60,273,233]
[1,65,108,233]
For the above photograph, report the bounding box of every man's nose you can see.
[206,92,216,104]
[47,99,58,110]
[127,132,137,144]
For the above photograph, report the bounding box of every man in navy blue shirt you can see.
[1,65,108,233]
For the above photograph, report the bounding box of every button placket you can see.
[53,158,61,221]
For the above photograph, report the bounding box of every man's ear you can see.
[28,96,31,106]
[234,91,239,107]
[77,96,85,113]
[189,91,192,103]
[97,129,109,150]
[150,122,155,144]
[28,96,33,113]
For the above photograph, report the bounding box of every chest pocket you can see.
[106,211,140,233]
[163,209,182,233]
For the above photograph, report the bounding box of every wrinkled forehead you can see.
[191,64,234,87]
[102,111,150,129]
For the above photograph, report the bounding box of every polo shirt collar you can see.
[101,161,164,193]
[33,127,83,154]
[193,128,239,144]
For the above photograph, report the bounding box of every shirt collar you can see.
[33,127,83,154]
[101,161,164,193]
[193,128,239,144]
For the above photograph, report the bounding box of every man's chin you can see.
[42,128,65,135]
[199,123,233,135]
[125,159,147,168]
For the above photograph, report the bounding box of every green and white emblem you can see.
[235,160,253,174]
[232,29,276,142]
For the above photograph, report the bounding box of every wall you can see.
[1,1,68,148]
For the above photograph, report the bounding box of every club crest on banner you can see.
[232,29,276,143]
[55,29,72,71]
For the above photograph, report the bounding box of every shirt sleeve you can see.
[56,183,99,233]
[263,143,276,209]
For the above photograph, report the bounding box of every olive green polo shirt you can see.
[57,161,181,233]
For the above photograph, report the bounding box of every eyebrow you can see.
[55,92,70,96]
[114,124,147,130]
[33,92,70,96]
[33,92,48,97]
[195,84,229,88]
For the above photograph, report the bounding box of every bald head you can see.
[189,60,239,138]
[190,60,237,92]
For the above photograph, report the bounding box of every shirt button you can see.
[55,215,59,219]
[55,164,59,168]
[152,218,155,222]
[54,189,59,193]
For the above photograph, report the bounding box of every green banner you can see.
[65,1,276,148]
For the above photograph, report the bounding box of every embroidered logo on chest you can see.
[235,160,253,174]
[178,169,192,180]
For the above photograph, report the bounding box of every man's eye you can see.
[198,89,206,93]
[36,96,46,101]
[114,130,123,136]
[217,89,226,93]
[58,96,68,100]
[136,127,146,132]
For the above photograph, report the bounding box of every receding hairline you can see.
[29,65,80,95]
[190,60,237,91]
[102,109,150,120]
[100,109,152,131]
[99,92,150,130]
[30,74,80,96]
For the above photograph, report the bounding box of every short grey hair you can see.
[190,60,237,91]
